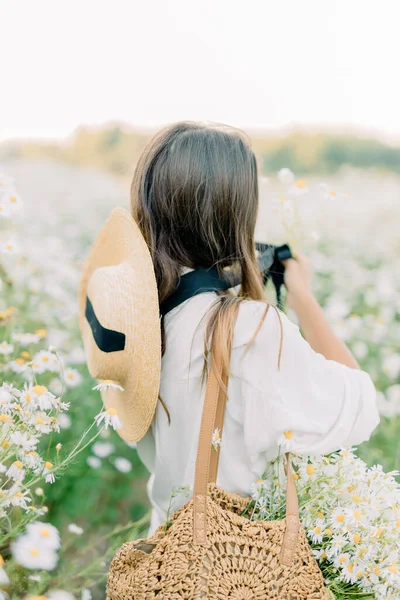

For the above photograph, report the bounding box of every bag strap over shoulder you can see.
[192,308,300,565]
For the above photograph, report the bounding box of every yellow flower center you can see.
[329,190,336,196]
[35,329,47,337]
[353,510,361,521]
[375,527,383,536]
[0,414,11,422]
[33,384,47,395]
[16,357,25,365]
[284,430,293,440]
[389,563,398,574]
[1,440,10,449]
[347,564,354,573]
[40,528,50,537]
[292,473,299,480]
[15,492,23,497]
[314,526,321,534]
[374,567,381,576]
[21,351,30,359]
[295,178,307,188]
[36,417,45,425]
[336,514,345,523]
[10,196,17,203]
[42,356,49,362]
[30,548,40,557]
[0,555,4,568]
[13,460,23,469]
[339,556,347,564]
[353,533,361,544]
[325,528,332,535]
[44,461,53,470]
[106,407,118,415]
[352,495,361,503]
[306,464,315,476]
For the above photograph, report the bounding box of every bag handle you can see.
[193,315,300,565]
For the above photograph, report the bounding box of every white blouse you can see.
[137,289,379,537]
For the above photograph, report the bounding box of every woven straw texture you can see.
[107,483,326,599]
[78,207,161,443]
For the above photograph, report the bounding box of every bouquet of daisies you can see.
[251,449,400,600]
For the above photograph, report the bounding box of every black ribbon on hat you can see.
[85,296,126,353]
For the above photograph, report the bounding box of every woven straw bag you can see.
[107,313,327,599]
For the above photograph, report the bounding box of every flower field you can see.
[1,158,399,598]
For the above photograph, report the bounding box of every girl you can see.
[131,121,379,535]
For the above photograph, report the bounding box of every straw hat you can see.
[78,207,161,443]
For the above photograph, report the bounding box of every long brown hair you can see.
[131,121,281,401]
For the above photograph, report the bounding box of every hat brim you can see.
[78,207,161,444]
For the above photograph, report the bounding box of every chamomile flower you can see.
[7,460,25,482]
[23,451,42,469]
[8,359,28,373]
[64,368,82,388]
[68,523,84,535]
[10,431,38,451]
[0,341,14,355]
[114,457,132,473]
[307,519,325,544]
[49,378,63,396]
[277,168,295,185]
[12,332,41,346]
[3,190,23,211]
[289,178,309,197]
[86,456,101,469]
[32,385,56,411]
[278,430,295,451]
[58,413,71,429]
[92,441,115,458]
[94,407,123,430]
[211,428,222,451]
[92,380,124,392]
[34,350,59,373]
[11,533,58,570]
[11,489,32,509]
[43,461,55,484]
[33,412,53,434]
[26,522,61,550]
[1,240,19,254]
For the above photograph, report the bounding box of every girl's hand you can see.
[281,251,313,308]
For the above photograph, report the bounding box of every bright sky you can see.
[2,0,400,142]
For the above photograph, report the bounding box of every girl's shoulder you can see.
[232,299,295,351]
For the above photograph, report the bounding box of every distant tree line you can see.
[1,125,400,177]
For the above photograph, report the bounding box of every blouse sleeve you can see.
[237,302,380,464]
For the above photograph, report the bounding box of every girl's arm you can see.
[282,252,360,369]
